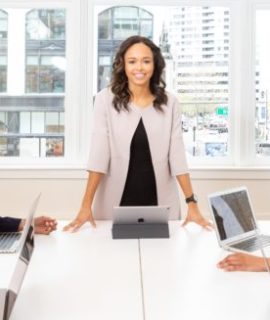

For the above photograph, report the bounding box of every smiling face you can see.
[124,42,154,90]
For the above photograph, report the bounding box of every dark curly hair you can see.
[110,36,167,112]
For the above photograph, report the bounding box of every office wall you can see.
[1,169,269,220]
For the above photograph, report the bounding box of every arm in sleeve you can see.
[87,91,110,174]
[169,97,189,176]
[0,217,21,233]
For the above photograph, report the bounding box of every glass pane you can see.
[113,17,139,39]
[26,56,39,65]
[26,66,39,93]
[0,9,7,38]
[97,6,154,91]
[59,112,64,133]
[26,9,66,93]
[140,9,152,19]
[99,56,111,65]
[140,20,153,38]
[98,10,111,40]
[20,112,31,133]
[0,10,7,92]
[39,66,65,93]
[96,6,229,158]
[0,111,5,123]
[0,137,7,156]
[0,66,7,91]
[45,112,59,133]
[19,138,40,157]
[32,112,44,133]
[114,7,138,19]
[26,9,65,40]
[0,56,7,65]
[98,65,111,92]
[255,10,270,158]
[0,8,66,158]
[45,137,64,157]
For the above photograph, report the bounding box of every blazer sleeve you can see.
[0,217,21,233]
[169,97,189,176]
[87,90,110,174]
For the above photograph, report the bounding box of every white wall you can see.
[1,168,270,220]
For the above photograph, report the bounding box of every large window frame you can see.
[0,0,269,177]
[0,0,89,168]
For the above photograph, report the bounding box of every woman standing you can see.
[64,36,211,232]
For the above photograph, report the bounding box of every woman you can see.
[64,36,211,232]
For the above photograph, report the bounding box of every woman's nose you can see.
[135,62,143,70]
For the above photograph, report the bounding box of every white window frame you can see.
[0,0,91,169]
[0,0,269,179]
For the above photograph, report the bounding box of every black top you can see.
[0,217,21,233]
[120,118,158,206]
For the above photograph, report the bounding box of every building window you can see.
[0,10,8,93]
[0,8,66,158]
[96,5,230,159]
[97,6,153,91]
[25,9,66,93]
[255,10,270,158]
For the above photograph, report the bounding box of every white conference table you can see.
[140,221,270,320]
[10,222,143,320]
[10,221,270,320]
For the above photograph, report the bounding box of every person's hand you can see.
[217,252,267,272]
[182,203,213,230]
[63,207,96,232]
[34,216,57,235]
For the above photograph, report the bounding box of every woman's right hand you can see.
[63,207,96,232]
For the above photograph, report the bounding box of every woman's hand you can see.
[63,207,96,232]
[182,203,213,230]
[217,252,267,272]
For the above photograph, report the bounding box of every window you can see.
[25,9,66,93]
[0,10,7,93]
[255,10,270,158]
[95,5,230,160]
[0,8,66,158]
[0,0,269,168]
[97,6,153,91]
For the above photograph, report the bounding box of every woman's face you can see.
[124,42,154,89]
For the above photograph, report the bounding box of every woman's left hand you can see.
[182,203,213,230]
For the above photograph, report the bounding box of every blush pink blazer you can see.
[87,87,189,220]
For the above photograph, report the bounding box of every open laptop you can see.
[113,206,169,224]
[208,186,270,252]
[0,194,41,254]
[112,206,170,239]
[0,194,39,320]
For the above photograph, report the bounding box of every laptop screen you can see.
[209,189,256,241]
[4,225,34,320]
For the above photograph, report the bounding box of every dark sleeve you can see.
[0,217,21,233]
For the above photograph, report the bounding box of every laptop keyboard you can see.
[230,235,270,252]
[0,233,21,252]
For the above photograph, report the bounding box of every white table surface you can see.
[7,220,270,320]
[10,221,143,320]
[140,221,270,320]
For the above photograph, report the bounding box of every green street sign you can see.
[216,106,228,116]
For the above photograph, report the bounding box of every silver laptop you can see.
[208,186,270,252]
[0,194,41,254]
[0,196,37,320]
[113,206,169,224]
